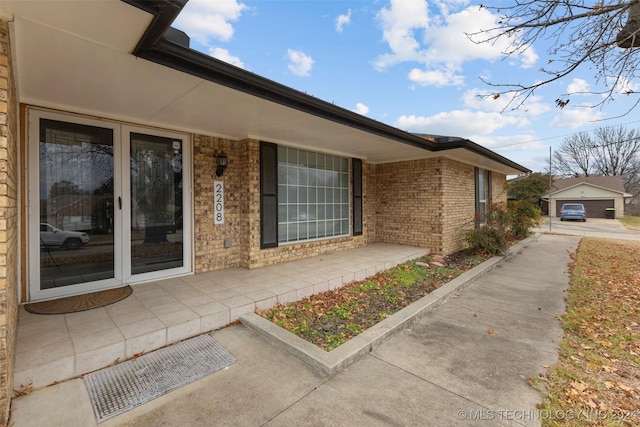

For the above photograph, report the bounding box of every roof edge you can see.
[544,181,629,197]
[432,137,530,173]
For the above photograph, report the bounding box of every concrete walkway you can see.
[10,234,579,426]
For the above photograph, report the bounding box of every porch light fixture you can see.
[215,152,228,177]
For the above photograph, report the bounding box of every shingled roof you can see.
[548,176,627,195]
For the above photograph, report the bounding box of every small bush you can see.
[464,224,506,255]
[465,200,540,254]
[508,200,541,238]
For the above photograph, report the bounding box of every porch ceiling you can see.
[2,0,525,173]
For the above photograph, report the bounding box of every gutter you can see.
[122,0,530,174]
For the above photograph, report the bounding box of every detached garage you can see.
[543,176,632,219]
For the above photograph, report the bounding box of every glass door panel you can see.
[130,132,184,275]
[38,119,116,289]
[29,111,190,302]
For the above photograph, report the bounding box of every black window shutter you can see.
[260,142,278,248]
[487,171,493,204]
[352,158,363,236]
[474,167,480,217]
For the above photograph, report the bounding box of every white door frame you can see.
[27,108,192,302]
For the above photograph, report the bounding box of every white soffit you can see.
[1,0,151,52]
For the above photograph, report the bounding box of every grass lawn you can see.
[618,215,640,231]
[537,238,640,426]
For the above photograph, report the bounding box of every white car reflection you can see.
[40,223,90,250]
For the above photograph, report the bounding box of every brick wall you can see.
[192,138,368,271]
[193,134,248,271]
[364,157,506,255]
[492,172,507,204]
[191,139,494,269]
[0,19,19,426]
[441,159,476,255]
[367,158,444,252]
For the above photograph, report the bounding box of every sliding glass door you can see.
[29,110,191,301]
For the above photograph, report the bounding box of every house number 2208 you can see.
[214,181,224,224]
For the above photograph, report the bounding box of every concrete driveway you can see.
[535,217,640,241]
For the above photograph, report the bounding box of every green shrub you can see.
[465,200,541,254]
[507,200,541,238]
[464,224,506,255]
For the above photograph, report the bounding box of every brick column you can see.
[0,19,19,426]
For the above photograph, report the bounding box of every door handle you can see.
[118,196,122,210]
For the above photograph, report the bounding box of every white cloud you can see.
[396,110,528,136]
[374,2,538,86]
[566,78,590,95]
[287,49,314,77]
[209,47,245,69]
[374,0,430,69]
[408,68,464,86]
[608,76,640,94]
[336,9,352,33]
[173,0,248,44]
[548,107,604,129]
[462,88,550,116]
[353,103,370,115]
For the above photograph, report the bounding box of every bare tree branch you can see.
[468,1,640,113]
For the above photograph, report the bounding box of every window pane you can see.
[318,205,326,220]
[287,223,298,241]
[276,147,350,243]
[287,186,298,204]
[287,205,297,222]
[278,224,288,242]
[278,185,287,202]
[308,221,317,238]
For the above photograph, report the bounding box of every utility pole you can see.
[549,146,552,231]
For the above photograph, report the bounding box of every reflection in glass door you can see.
[38,119,116,289]
[130,133,184,275]
[29,111,191,302]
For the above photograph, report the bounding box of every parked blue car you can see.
[560,203,587,222]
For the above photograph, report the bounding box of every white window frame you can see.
[277,146,350,244]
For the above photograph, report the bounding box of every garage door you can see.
[556,199,614,218]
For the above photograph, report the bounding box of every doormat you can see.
[84,334,237,423]
[24,286,133,315]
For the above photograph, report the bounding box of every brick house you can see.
[0,0,529,421]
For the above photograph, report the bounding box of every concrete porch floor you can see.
[15,243,429,390]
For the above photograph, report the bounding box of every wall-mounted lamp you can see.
[215,152,228,177]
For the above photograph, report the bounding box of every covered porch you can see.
[15,243,429,390]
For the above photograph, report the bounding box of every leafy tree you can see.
[506,172,552,204]
[468,1,640,112]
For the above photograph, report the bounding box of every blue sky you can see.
[172,0,640,173]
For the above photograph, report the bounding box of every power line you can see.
[490,119,640,150]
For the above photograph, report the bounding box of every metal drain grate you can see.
[84,334,236,423]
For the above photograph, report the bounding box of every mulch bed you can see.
[257,248,491,351]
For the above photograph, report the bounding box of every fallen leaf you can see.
[571,381,589,392]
